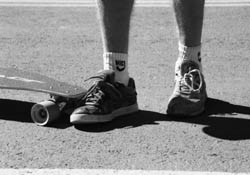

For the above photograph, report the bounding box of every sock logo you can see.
[115,60,126,71]
[198,52,201,62]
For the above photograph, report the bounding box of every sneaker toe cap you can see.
[167,96,205,116]
[70,106,97,124]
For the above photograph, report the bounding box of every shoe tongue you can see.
[97,70,115,84]
[180,61,199,75]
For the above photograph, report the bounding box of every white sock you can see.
[103,52,129,85]
[177,42,202,72]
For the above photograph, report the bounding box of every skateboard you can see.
[0,67,87,126]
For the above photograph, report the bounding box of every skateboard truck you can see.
[31,95,84,126]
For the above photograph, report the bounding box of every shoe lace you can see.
[80,75,122,106]
[181,68,203,93]
[85,84,105,106]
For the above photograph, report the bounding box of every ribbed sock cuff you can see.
[178,43,201,62]
[177,43,202,71]
[103,52,129,85]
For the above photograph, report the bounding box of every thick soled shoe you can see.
[167,60,207,117]
[70,70,138,124]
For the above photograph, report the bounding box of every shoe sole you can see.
[167,92,207,117]
[167,106,205,117]
[70,103,139,124]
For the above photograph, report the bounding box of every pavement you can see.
[0,4,250,174]
[0,0,250,7]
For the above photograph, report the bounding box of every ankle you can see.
[176,42,202,71]
[178,42,201,61]
[103,52,129,85]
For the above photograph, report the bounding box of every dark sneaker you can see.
[167,59,207,116]
[70,70,138,124]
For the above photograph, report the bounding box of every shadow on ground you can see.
[75,97,250,140]
[0,99,72,129]
[1,98,250,140]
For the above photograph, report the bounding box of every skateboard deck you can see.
[0,67,88,126]
[0,67,86,98]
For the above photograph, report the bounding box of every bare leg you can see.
[173,0,205,47]
[97,0,134,53]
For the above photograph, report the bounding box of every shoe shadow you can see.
[75,98,250,140]
[0,99,72,129]
[196,98,250,140]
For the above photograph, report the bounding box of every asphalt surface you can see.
[0,6,250,172]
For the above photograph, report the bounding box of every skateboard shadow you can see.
[0,99,34,123]
[0,99,72,129]
[75,97,250,140]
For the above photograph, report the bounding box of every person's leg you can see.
[70,0,138,124]
[174,0,204,47]
[98,0,133,53]
[98,0,134,86]
[167,0,207,116]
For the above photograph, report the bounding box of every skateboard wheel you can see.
[31,101,60,126]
